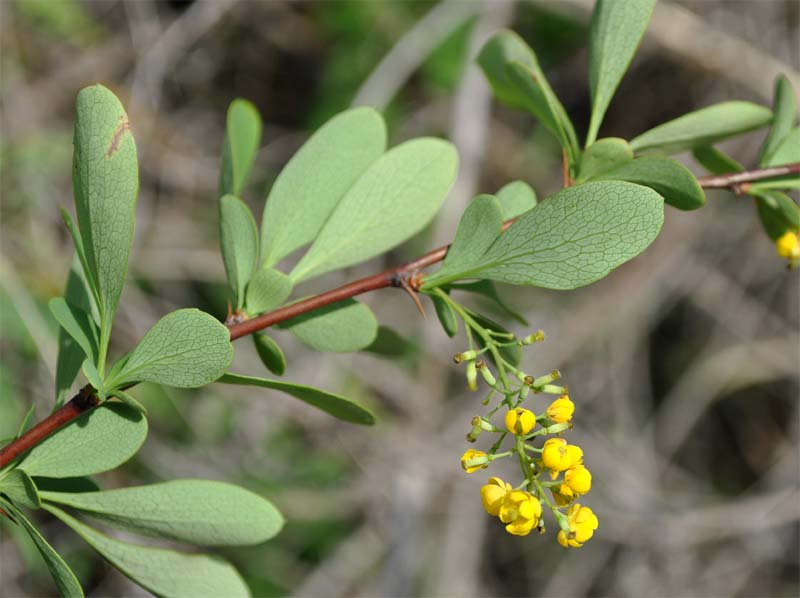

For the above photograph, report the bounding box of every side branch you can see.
[1,163,796,470]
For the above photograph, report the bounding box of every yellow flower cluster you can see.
[480,477,543,536]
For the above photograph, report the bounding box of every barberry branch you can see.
[1,163,797,471]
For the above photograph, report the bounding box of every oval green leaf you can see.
[49,297,98,364]
[109,308,233,389]
[495,180,537,219]
[759,75,798,166]
[245,267,293,316]
[261,107,387,267]
[473,181,664,289]
[577,137,633,182]
[18,403,147,478]
[587,0,656,145]
[630,101,773,155]
[253,332,286,376]
[218,373,375,425]
[595,156,706,211]
[219,195,259,310]
[2,500,84,597]
[431,292,459,338]
[762,127,800,168]
[40,479,283,546]
[44,504,250,598]
[279,299,378,353]
[219,98,262,197]
[692,146,744,175]
[290,137,458,282]
[0,468,41,509]
[72,84,138,341]
[754,190,800,240]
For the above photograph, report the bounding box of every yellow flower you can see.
[498,490,542,536]
[481,477,511,516]
[776,231,800,260]
[566,444,584,467]
[541,439,584,479]
[559,465,592,498]
[546,395,574,423]
[461,449,488,473]
[551,489,573,507]
[557,503,599,548]
[505,407,536,435]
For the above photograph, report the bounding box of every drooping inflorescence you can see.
[455,328,598,548]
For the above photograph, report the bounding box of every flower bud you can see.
[776,231,800,260]
[466,360,478,391]
[520,330,545,345]
[505,407,536,435]
[476,361,496,386]
[461,449,489,473]
[560,465,592,497]
[546,395,574,423]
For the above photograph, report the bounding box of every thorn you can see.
[399,277,426,318]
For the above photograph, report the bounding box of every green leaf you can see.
[364,326,417,358]
[245,267,292,316]
[16,404,36,438]
[218,373,375,425]
[431,292,459,338]
[108,309,233,389]
[753,190,800,240]
[422,181,663,290]
[477,31,579,165]
[219,99,262,197]
[49,297,98,364]
[749,178,800,192]
[495,180,537,219]
[81,359,105,398]
[0,468,41,509]
[279,299,378,353]
[34,477,100,494]
[261,107,386,267]
[577,137,633,182]
[290,138,458,281]
[41,479,283,546]
[587,0,656,145]
[72,84,138,349]
[2,501,84,597]
[468,310,521,367]
[55,260,98,406]
[447,280,528,326]
[59,210,99,310]
[594,156,706,211]
[426,195,503,287]
[44,504,250,598]
[630,101,773,155]
[692,146,744,175]
[219,195,259,310]
[253,333,286,376]
[18,403,147,478]
[762,127,800,168]
[759,76,798,166]
[108,389,147,415]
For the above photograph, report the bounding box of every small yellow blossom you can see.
[481,477,511,515]
[505,407,536,435]
[559,465,592,498]
[541,438,571,472]
[566,444,584,467]
[551,489,573,507]
[557,503,599,548]
[776,231,800,260]
[499,490,542,536]
[461,449,489,473]
[546,395,575,423]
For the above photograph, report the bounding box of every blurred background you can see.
[1,1,798,596]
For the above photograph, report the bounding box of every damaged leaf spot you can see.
[106,117,131,157]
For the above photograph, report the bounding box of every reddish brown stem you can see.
[1,164,796,470]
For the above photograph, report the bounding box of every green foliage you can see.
[593,156,706,210]
[759,75,798,166]
[495,180,537,219]
[761,128,800,169]
[290,138,458,281]
[260,108,387,267]
[424,181,663,290]
[754,190,800,240]
[219,99,262,197]
[477,30,580,168]
[44,504,250,598]
[279,299,378,353]
[219,195,260,311]
[446,280,528,326]
[577,137,633,182]
[18,403,147,478]
[49,298,98,364]
[630,101,773,154]
[587,0,656,145]
[432,291,459,338]
[253,333,287,376]
[1,499,84,597]
[71,84,138,367]
[245,267,293,315]
[219,373,375,425]
[692,146,743,175]
[40,479,283,546]
[107,309,233,389]
[0,468,41,509]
